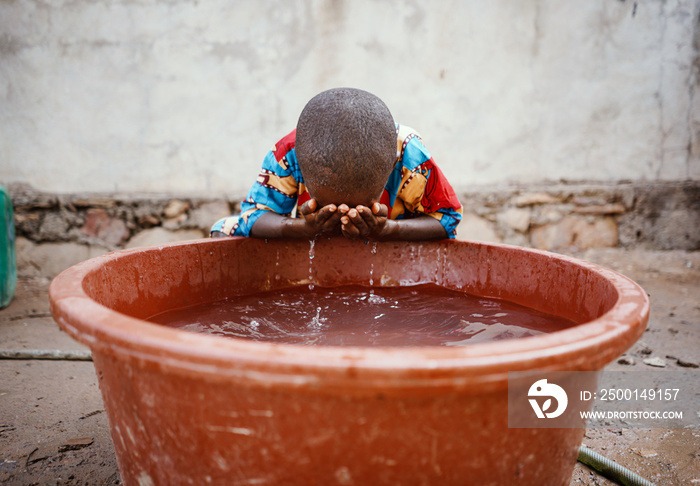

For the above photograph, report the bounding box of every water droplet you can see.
[308,240,316,289]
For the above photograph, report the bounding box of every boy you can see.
[211,88,462,241]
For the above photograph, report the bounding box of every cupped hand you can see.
[339,202,390,240]
[298,198,342,237]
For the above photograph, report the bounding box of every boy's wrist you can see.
[377,220,399,240]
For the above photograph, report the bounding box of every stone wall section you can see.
[7,181,699,278]
[456,181,700,252]
[9,183,236,278]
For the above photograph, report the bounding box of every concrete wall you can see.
[2,0,699,197]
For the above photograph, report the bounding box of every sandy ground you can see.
[0,247,698,485]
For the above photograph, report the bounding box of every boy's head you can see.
[295,88,396,207]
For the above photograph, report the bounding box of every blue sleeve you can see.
[211,140,302,237]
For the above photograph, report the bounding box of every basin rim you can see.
[49,238,650,393]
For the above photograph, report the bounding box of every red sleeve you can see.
[420,159,462,214]
[272,129,297,162]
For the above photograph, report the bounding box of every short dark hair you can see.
[296,88,396,204]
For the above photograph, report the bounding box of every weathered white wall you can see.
[1,0,699,196]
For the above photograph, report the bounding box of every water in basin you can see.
[148,284,576,347]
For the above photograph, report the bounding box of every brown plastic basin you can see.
[49,237,649,485]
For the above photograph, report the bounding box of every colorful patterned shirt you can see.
[211,124,463,238]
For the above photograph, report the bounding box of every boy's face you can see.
[311,185,382,209]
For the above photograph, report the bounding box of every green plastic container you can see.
[1,185,17,308]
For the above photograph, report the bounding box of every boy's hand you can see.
[339,202,390,240]
[298,198,342,237]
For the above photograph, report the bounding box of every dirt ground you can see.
[0,247,698,485]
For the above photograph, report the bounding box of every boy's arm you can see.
[380,215,447,241]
